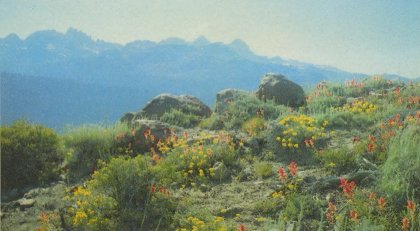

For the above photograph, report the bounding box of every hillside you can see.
[0,28,375,129]
[1,75,419,230]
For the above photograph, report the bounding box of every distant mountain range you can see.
[0,28,416,129]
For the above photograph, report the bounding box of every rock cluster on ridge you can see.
[256,73,306,107]
[121,94,211,124]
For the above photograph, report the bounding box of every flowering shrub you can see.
[175,215,228,231]
[330,99,377,114]
[276,114,330,150]
[68,155,176,230]
[241,117,265,136]
[157,131,239,186]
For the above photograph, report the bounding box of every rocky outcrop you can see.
[256,73,305,107]
[140,94,211,119]
[215,89,249,113]
[121,94,211,125]
[120,112,136,124]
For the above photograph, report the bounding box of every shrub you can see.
[172,204,232,231]
[1,120,63,191]
[320,111,374,130]
[265,121,319,165]
[160,109,201,128]
[215,93,290,129]
[251,197,282,216]
[198,114,224,130]
[276,114,330,151]
[63,124,127,181]
[278,195,324,230]
[380,124,420,203]
[242,117,266,136]
[157,132,239,186]
[69,155,176,230]
[254,162,273,179]
[315,148,358,175]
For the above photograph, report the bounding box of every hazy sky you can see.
[1,0,419,78]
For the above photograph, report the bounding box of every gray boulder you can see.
[215,88,249,113]
[120,112,136,124]
[256,73,305,107]
[17,198,36,210]
[140,94,211,119]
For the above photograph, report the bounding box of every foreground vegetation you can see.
[1,76,420,230]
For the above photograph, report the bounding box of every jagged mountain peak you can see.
[193,36,210,46]
[159,37,189,45]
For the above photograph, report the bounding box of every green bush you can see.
[254,162,273,179]
[320,111,374,130]
[278,195,324,230]
[63,124,127,181]
[69,155,176,230]
[198,114,224,130]
[251,197,282,216]
[160,109,201,128]
[380,124,420,203]
[306,95,346,114]
[215,93,290,129]
[242,117,266,136]
[315,148,358,175]
[1,120,63,191]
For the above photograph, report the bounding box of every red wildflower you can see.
[352,136,360,144]
[407,200,416,213]
[326,202,336,224]
[183,131,189,140]
[277,167,287,182]
[304,139,314,147]
[150,134,156,142]
[369,192,376,201]
[395,86,400,95]
[402,217,410,231]
[368,134,375,143]
[237,224,246,231]
[143,129,150,139]
[349,210,358,222]
[380,123,385,129]
[377,197,386,209]
[367,143,374,152]
[398,97,404,104]
[151,184,156,193]
[339,178,356,198]
[288,161,298,176]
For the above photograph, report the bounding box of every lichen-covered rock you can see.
[139,94,211,119]
[17,198,36,210]
[120,112,136,124]
[256,73,305,107]
[215,88,249,113]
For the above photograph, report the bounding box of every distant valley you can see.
[0,28,415,129]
